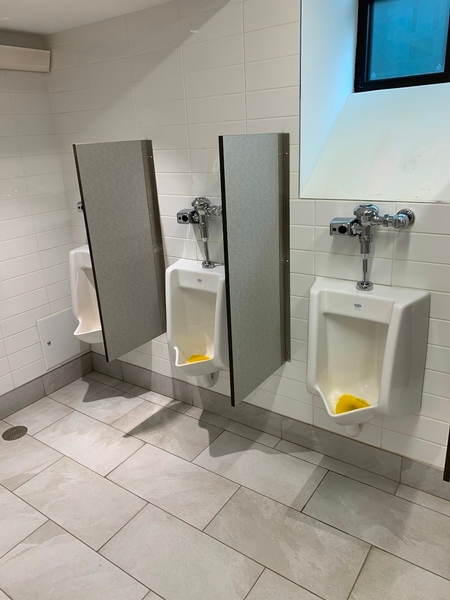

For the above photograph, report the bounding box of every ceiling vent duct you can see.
[0,44,50,72]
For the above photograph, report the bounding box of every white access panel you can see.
[37,308,89,370]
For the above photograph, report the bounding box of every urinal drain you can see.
[2,426,28,441]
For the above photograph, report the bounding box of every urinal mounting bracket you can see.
[330,204,415,291]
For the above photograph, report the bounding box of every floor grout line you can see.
[4,405,76,437]
[1,510,153,596]
[4,377,450,593]
[96,502,149,555]
[0,519,50,562]
[86,367,287,442]
[4,415,342,595]
[5,380,441,519]
[115,374,408,486]
[17,413,450,586]
[274,440,400,496]
[344,546,372,600]
[3,440,450,594]
[242,568,264,600]
[300,481,450,583]
[201,484,242,533]
[393,483,450,518]
[2,382,445,523]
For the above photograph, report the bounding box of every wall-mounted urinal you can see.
[166,259,228,388]
[69,245,102,344]
[307,277,429,437]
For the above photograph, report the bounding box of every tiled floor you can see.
[1,374,450,600]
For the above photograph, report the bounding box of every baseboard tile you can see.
[0,353,92,420]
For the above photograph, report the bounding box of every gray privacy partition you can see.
[220,133,290,405]
[74,140,165,362]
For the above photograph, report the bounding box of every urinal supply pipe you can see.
[191,197,221,269]
[330,204,415,292]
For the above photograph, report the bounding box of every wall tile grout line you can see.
[2,1,450,550]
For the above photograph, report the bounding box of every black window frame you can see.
[355,0,450,92]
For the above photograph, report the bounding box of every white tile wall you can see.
[0,0,442,468]
[0,71,74,394]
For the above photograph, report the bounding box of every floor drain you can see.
[2,426,28,441]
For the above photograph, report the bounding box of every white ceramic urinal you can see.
[166,259,228,388]
[69,245,102,344]
[307,277,429,437]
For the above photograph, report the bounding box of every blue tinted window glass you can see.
[369,0,450,81]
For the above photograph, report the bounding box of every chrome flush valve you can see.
[177,197,222,269]
[330,204,415,291]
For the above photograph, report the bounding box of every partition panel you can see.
[74,140,165,362]
[220,133,290,405]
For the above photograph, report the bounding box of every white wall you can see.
[300,0,357,193]
[1,0,449,469]
[304,82,450,201]
[0,69,76,393]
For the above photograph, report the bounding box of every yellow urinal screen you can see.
[335,394,370,414]
[187,354,210,363]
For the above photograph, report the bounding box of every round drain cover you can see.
[2,426,28,441]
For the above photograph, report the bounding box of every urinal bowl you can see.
[307,278,429,429]
[166,259,228,385]
[69,245,102,344]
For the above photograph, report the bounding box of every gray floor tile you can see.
[85,371,121,387]
[0,486,47,558]
[282,419,401,481]
[115,381,152,396]
[143,594,163,600]
[205,487,369,600]
[246,570,322,600]
[401,459,450,501]
[186,407,281,448]
[34,412,143,476]
[304,471,450,580]
[4,397,73,435]
[194,431,326,510]
[100,503,263,600]
[138,390,191,413]
[113,402,222,461]
[192,386,283,437]
[42,354,92,396]
[396,484,450,517]
[0,591,9,599]
[276,439,398,494]
[116,383,190,413]
[15,457,146,550]
[92,352,123,380]
[0,421,61,491]
[349,547,450,599]
[108,444,238,529]
[0,377,45,420]
[0,521,148,600]
[48,377,145,424]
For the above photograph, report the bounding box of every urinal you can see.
[307,277,429,437]
[166,259,228,388]
[69,245,102,344]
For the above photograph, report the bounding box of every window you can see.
[355,0,450,92]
